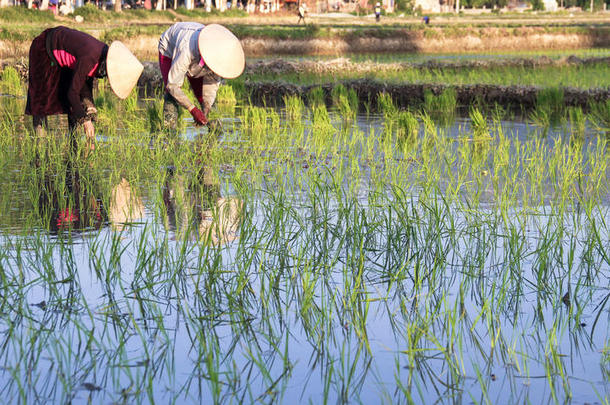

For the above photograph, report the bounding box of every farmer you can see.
[374,2,381,21]
[25,26,143,150]
[158,22,245,129]
[297,3,307,24]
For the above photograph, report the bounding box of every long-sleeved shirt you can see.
[158,22,221,111]
[47,26,106,121]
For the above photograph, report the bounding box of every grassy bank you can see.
[245,61,610,88]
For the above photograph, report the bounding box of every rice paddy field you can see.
[0,50,609,404]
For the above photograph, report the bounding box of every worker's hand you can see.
[83,119,95,141]
[83,119,95,155]
[189,106,208,126]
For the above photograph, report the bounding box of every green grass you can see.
[0,66,23,96]
[246,62,610,90]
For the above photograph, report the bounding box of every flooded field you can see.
[0,62,609,404]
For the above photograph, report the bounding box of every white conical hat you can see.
[106,41,144,99]
[198,24,245,79]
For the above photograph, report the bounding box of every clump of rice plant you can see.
[531,87,564,127]
[123,90,139,115]
[331,84,358,111]
[529,106,550,129]
[423,88,457,127]
[0,67,23,96]
[469,107,491,140]
[335,94,355,121]
[307,87,325,107]
[491,103,507,123]
[283,94,304,122]
[588,99,609,132]
[566,106,586,138]
[216,85,237,105]
[94,79,118,114]
[242,106,279,135]
[331,84,358,121]
[146,97,164,132]
[312,103,331,127]
[396,110,419,143]
[377,92,397,118]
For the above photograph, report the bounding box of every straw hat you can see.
[198,24,245,79]
[106,41,144,99]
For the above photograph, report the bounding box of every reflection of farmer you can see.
[297,3,307,24]
[25,26,143,151]
[158,23,245,130]
[374,2,381,21]
[162,166,243,245]
[38,163,106,234]
[37,162,145,235]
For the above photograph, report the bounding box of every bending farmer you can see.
[158,23,245,129]
[26,26,143,150]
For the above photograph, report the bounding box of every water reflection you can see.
[38,162,107,235]
[37,161,144,235]
[162,165,242,245]
[109,177,145,231]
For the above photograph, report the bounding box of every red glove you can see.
[190,107,208,126]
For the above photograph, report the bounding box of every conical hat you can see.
[198,24,245,79]
[106,41,144,99]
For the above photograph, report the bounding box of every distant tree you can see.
[394,0,414,11]
[531,0,544,9]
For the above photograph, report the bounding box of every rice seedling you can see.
[307,86,325,107]
[469,106,491,140]
[566,106,587,138]
[283,94,304,122]
[530,87,565,128]
[331,84,358,121]
[396,110,419,144]
[588,99,610,133]
[0,66,23,96]
[377,92,397,118]
[216,84,237,106]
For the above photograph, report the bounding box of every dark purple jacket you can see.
[46,27,107,121]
